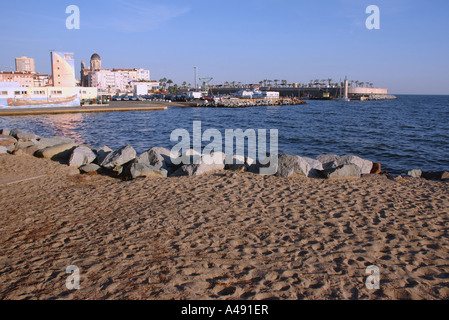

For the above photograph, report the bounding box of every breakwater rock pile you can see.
[367,94,398,101]
[197,98,307,108]
[1,128,448,182]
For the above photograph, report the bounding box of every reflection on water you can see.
[34,114,86,144]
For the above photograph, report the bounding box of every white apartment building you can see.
[87,68,150,93]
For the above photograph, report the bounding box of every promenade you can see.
[0,102,170,117]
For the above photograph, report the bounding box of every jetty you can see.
[194,98,306,108]
[0,103,168,117]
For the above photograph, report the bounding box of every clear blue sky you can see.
[1,0,448,94]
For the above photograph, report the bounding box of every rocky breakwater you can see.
[1,128,448,182]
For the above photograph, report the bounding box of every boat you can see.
[7,94,79,107]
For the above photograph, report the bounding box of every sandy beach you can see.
[0,153,448,300]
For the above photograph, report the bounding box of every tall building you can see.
[51,51,76,87]
[15,56,35,73]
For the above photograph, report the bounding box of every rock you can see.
[3,144,16,153]
[275,154,306,178]
[224,154,254,172]
[324,164,362,179]
[0,134,17,146]
[79,163,102,174]
[69,146,97,167]
[329,155,373,175]
[407,169,422,178]
[0,146,8,154]
[14,141,35,151]
[100,145,136,169]
[303,157,324,178]
[136,147,176,170]
[9,129,39,141]
[35,143,78,160]
[125,163,168,179]
[422,171,449,181]
[171,159,225,177]
[371,162,382,174]
[172,148,202,166]
[35,137,75,149]
[0,129,10,136]
[317,154,340,169]
[274,154,323,178]
[13,146,39,156]
[95,146,113,165]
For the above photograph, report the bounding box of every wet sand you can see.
[0,154,448,300]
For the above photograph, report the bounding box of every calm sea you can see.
[1,95,448,174]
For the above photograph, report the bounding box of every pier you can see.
[0,103,167,117]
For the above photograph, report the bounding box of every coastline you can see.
[1,127,449,300]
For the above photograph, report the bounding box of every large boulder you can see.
[0,134,17,146]
[9,129,39,141]
[100,145,136,169]
[14,141,35,151]
[13,146,39,156]
[275,154,306,178]
[69,146,97,167]
[302,157,324,178]
[170,152,226,177]
[136,147,175,169]
[407,169,422,178]
[79,163,102,174]
[95,146,113,165]
[274,154,324,178]
[0,129,10,136]
[324,164,362,179]
[35,137,75,150]
[225,154,255,172]
[371,162,382,174]
[35,143,78,160]
[317,154,340,169]
[321,155,373,175]
[125,163,168,179]
[422,171,449,181]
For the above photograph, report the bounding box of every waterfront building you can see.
[0,81,97,108]
[88,69,128,93]
[51,51,76,87]
[234,89,280,99]
[131,81,160,95]
[0,72,34,87]
[33,74,51,87]
[15,56,35,73]
[80,52,151,93]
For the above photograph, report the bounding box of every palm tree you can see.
[273,79,279,87]
[167,79,174,88]
[327,78,333,87]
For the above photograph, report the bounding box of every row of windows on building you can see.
[0,90,62,96]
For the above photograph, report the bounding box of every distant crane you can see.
[199,77,213,92]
